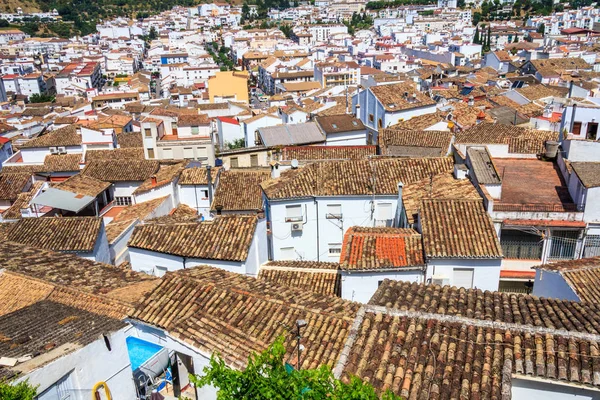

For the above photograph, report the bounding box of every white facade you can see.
[341,269,424,303]
[425,258,502,292]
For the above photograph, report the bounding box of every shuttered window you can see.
[453,268,474,289]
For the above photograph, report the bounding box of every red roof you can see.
[2,74,17,79]
[503,219,586,228]
[0,136,10,145]
[217,116,239,125]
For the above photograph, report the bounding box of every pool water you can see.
[126,337,164,371]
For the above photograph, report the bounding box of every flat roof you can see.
[32,187,95,213]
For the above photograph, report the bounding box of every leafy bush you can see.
[0,380,38,400]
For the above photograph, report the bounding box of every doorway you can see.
[587,122,598,140]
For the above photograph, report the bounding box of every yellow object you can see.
[208,71,249,103]
[92,381,112,400]
[447,121,455,129]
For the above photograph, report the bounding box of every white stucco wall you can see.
[426,258,502,291]
[92,222,111,264]
[341,269,425,303]
[134,182,178,207]
[563,140,600,162]
[113,182,141,199]
[324,130,368,146]
[268,195,399,262]
[511,377,600,400]
[20,146,81,164]
[17,325,136,400]
[178,184,212,218]
[110,221,137,265]
[531,269,579,301]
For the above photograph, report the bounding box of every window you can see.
[231,157,239,168]
[115,196,132,206]
[328,243,342,257]
[147,148,155,159]
[163,148,173,159]
[369,114,374,122]
[453,268,474,289]
[202,190,209,199]
[191,126,200,135]
[250,154,258,167]
[196,147,208,158]
[375,202,393,227]
[378,118,383,128]
[144,128,152,137]
[326,204,342,219]
[38,373,74,400]
[280,247,295,260]
[154,265,168,277]
[285,205,303,222]
[183,147,194,159]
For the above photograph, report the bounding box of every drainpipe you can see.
[568,80,574,99]
[315,198,320,262]
[569,103,578,134]
[206,165,213,206]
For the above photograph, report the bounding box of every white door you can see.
[453,268,474,289]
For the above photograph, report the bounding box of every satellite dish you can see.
[291,159,299,169]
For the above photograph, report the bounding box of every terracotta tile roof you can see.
[0,164,48,174]
[131,266,359,370]
[258,261,341,296]
[571,162,600,188]
[261,158,453,199]
[105,219,137,243]
[133,161,187,195]
[370,83,436,112]
[534,258,600,303]
[379,129,453,157]
[315,114,365,133]
[6,217,102,252]
[54,174,111,197]
[43,153,82,172]
[450,101,494,128]
[281,145,376,161]
[337,306,600,397]
[0,241,156,299]
[516,84,567,101]
[0,271,53,317]
[128,215,258,262]
[389,111,447,130]
[455,122,558,154]
[117,132,143,148]
[0,300,126,380]
[402,173,481,225]
[147,204,199,224]
[178,166,220,185]
[85,148,145,161]
[1,181,44,220]
[340,227,425,271]
[19,125,82,148]
[82,159,160,182]
[177,113,210,126]
[212,169,270,212]
[112,196,169,222]
[420,199,502,259]
[0,173,30,201]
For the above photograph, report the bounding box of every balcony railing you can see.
[548,236,578,261]
[501,240,543,260]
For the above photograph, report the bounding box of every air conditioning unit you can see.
[431,275,449,287]
[291,222,303,232]
[49,147,57,154]
[57,146,66,154]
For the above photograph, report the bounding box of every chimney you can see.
[397,182,404,226]
[453,164,467,180]
[468,95,474,106]
[568,80,574,98]
[569,103,578,134]
[150,176,157,187]
[271,162,280,179]
[206,165,213,205]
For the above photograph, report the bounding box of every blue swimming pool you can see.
[126,337,164,371]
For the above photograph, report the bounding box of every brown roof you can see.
[105,219,136,243]
[571,162,600,188]
[112,196,170,222]
[0,164,48,174]
[117,132,143,148]
[85,148,145,161]
[178,166,220,185]
[0,271,53,317]
[388,111,447,130]
[315,114,365,134]
[455,122,558,154]
[370,83,436,112]
[0,173,30,201]
[516,84,567,101]
[340,227,425,271]
[128,215,258,262]
[0,241,156,301]
[53,174,111,197]
[281,145,377,161]
[43,153,81,172]
[1,181,44,220]
[534,258,600,303]
[19,125,82,148]
[420,199,502,259]
[212,169,270,212]
[258,261,341,296]
[261,158,453,199]
[177,113,210,126]
[133,161,187,195]
[379,129,453,157]
[131,266,358,370]
[147,204,199,224]
[82,159,160,182]
[6,217,102,252]
[402,173,481,224]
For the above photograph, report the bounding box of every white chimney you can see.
[454,164,468,180]
[468,96,474,106]
[271,162,280,179]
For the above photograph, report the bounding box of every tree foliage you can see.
[366,0,434,9]
[191,336,403,400]
[29,93,55,103]
[0,380,38,400]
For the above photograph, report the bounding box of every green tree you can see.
[226,138,245,149]
[473,26,480,44]
[0,19,9,27]
[148,26,158,40]
[191,337,402,400]
[242,1,250,19]
[29,93,55,103]
[0,380,38,400]
[537,23,545,34]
